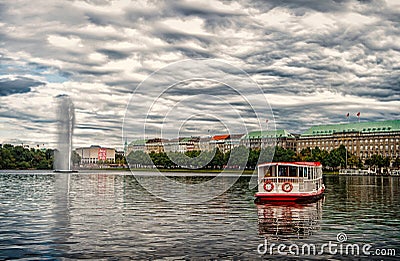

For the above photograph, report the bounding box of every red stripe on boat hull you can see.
[255,187,325,203]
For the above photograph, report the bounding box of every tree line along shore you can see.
[1,144,399,173]
[126,145,399,173]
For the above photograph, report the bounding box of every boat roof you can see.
[258,162,322,167]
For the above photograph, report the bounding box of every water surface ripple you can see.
[0,171,399,260]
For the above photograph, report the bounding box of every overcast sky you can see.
[0,0,399,149]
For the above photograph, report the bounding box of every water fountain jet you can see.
[54,94,77,173]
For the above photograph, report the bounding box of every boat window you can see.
[302,167,308,178]
[299,167,307,178]
[278,166,289,177]
[264,166,276,177]
[298,167,304,177]
[289,166,297,177]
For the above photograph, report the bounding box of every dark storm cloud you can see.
[165,83,240,97]
[76,124,115,131]
[97,49,131,60]
[104,80,141,90]
[84,11,125,27]
[192,117,221,123]
[243,0,351,13]
[170,1,241,17]
[0,104,54,125]
[154,30,212,45]
[174,47,215,58]
[26,62,52,72]
[0,77,45,96]
[76,69,117,76]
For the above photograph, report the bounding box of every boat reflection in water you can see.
[257,198,323,240]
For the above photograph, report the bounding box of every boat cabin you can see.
[255,162,325,202]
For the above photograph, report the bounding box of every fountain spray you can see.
[54,94,76,172]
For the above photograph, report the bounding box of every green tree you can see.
[228,145,249,168]
[127,150,152,167]
[209,148,224,169]
[273,146,296,162]
[325,145,346,169]
[247,149,260,169]
[115,153,126,165]
[348,155,363,169]
[393,157,400,168]
[383,156,391,168]
[0,146,16,169]
[298,147,313,161]
[72,151,81,165]
[0,145,54,170]
[365,154,384,169]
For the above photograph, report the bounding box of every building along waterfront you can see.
[75,145,116,164]
[125,119,400,166]
[297,120,400,161]
[240,130,297,151]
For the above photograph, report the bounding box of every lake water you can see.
[0,170,399,260]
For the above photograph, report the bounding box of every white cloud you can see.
[88,52,108,62]
[160,17,212,36]
[47,35,84,49]
[385,0,400,10]
[302,12,337,31]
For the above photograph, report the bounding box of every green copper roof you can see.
[242,129,295,139]
[179,137,192,143]
[301,120,400,136]
[129,139,147,146]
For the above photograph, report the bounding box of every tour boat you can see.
[255,162,325,203]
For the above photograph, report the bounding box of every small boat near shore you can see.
[390,170,400,176]
[255,162,325,203]
[339,169,376,176]
[53,170,78,173]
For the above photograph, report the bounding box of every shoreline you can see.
[80,167,257,175]
[2,169,398,177]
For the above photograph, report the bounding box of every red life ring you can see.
[263,181,274,192]
[282,182,293,193]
